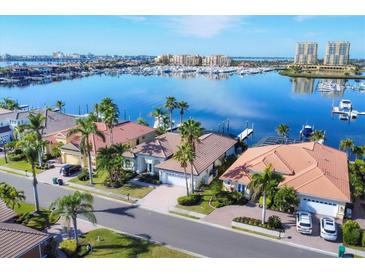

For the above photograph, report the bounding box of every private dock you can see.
[332,106,365,116]
[237,123,254,141]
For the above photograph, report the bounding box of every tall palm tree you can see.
[164,96,177,131]
[276,124,289,143]
[310,130,325,143]
[136,117,149,126]
[0,97,20,110]
[180,119,203,192]
[18,112,46,165]
[67,117,105,185]
[0,182,25,209]
[174,143,194,196]
[16,132,42,212]
[50,191,96,248]
[99,98,119,145]
[339,138,354,158]
[151,107,167,128]
[177,101,189,125]
[248,164,283,224]
[55,100,65,112]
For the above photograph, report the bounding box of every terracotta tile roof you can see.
[155,133,237,175]
[220,142,351,202]
[0,199,17,223]
[123,132,181,159]
[0,222,50,258]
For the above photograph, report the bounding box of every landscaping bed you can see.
[65,228,194,258]
[69,171,153,199]
[232,216,284,238]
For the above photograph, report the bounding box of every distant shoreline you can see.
[279,70,365,80]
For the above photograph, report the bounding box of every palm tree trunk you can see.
[72,217,79,248]
[109,127,113,145]
[262,191,266,224]
[190,162,194,193]
[169,110,173,132]
[87,151,93,185]
[180,112,183,125]
[31,165,40,212]
[183,166,189,196]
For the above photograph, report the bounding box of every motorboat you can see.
[300,124,313,139]
[339,99,352,110]
[339,113,349,121]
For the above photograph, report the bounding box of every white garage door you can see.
[161,171,187,187]
[300,197,338,217]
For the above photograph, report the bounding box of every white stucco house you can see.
[220,142,351,219]
[123,132,237,189]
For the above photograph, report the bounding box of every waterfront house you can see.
[220,142,351,219]
[123,132,237,189]
[61,121,156,168]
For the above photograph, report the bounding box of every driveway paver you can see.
[137,184,186,213]
[203,204,341,253]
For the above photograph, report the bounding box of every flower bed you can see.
[232,216,285,238]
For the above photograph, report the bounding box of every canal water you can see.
[0,72,364,148]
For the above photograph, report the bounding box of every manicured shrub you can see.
[59,239,77,257]
[8,152,25,161]
[273,186,299,213]
[211,191,247,208]
[362,231,365,247]
[177,194,201,206]
[267,215,283,229]
[77,169,90,181]
[342,220,362,245]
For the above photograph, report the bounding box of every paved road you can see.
[1,173,331,258]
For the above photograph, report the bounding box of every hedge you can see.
[59,240,77,257]
[177,194,201,206]
[342,220,362,245]
[233,216,283,232]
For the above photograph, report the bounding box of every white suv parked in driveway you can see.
[320,217,337,241]
[296,211,313,235]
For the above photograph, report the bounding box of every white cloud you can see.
[294,16,316,22]
[167,16,243,38]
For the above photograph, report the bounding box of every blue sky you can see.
[0,16,364,57]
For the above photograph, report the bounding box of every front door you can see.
[147,163,152,173]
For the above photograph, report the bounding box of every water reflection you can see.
[291,77,315,94]
[316,79,346,97]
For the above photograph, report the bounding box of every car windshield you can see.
[299,222,311,227]
[324,228,335,234]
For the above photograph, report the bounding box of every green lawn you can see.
[0,158,42,174]
[69,171,153,199]
[77,228,193,258]
[176,185,216,215]
[14,202,59,231]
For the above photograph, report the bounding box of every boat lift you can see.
[237,121,254,141]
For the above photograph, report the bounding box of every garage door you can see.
[160,171,187,187]
[300,198,338,217]
[64,154,81,165]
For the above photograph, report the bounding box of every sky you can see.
[0,16,364,58]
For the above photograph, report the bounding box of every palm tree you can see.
[310,130,325,143]
[136,117,149,126]
[352,145,364,160]
[16,132,42,212]
[98,98,119,145]
[177,101,189,125]
[339,138,354,158]
[67,117,105,185]
[180,119,203,192]
[151,107,167,128]
[50,191,96,248]
[174,143,194,196]
[18,112,46,165]
[55,100,65,112]
[248,164,283,224]
[164,96,177,131]
[0,182,25,209]
[276,124,289,143]
[0,97,20,110]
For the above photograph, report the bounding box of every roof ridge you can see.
[246,144,282,165]
[273,150,295,175]
[0,225,47,236]
[156,139,167,158]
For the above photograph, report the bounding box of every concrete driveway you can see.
[36,164,78,184]
[137,184,186,213]
[203,203,341,253]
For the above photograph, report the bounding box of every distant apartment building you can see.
[171,55,202,66]
[52,51,65,59]
[323,41,350,65]
[294,42,318,65]
[202,55,232,67]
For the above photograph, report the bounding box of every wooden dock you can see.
[237,128,254,141]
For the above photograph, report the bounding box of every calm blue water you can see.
[0,72,364,148]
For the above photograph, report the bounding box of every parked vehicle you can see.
[320,217,337,241]
[296,211,313,235]
[60,164,81,176]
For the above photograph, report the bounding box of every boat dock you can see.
[332,106,365,116]
[237,126,254,141]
